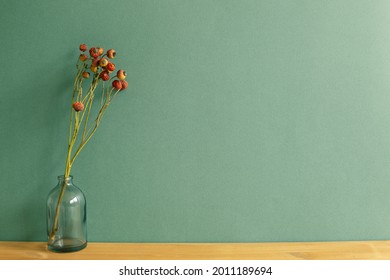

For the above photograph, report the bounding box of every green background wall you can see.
[1,0,390,242]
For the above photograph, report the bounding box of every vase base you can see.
[48,238,87,253]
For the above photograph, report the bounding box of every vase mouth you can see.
[58,175,73,180]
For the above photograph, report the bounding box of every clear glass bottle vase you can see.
[46,175,87,252]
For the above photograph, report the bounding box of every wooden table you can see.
[1,241,390,260]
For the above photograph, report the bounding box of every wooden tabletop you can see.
[1,241,390,260]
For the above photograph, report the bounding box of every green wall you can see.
[1,0,390,242]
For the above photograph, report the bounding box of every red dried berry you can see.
[112,80,122,90]
[82,72,90,79]
[97,47,104,56]
[99,58,108,67]
[107,49,116,59]
[91,58,100,67]
[117,69,126,80]
[120,80,128,91]
[72,102,84,112]
[79,54,88,61]
[90,65,98,73]
[99,71,110,81]
[89,47,99,58]
[79,44,87,52]
[106,62,115,72]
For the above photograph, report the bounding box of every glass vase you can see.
[46,175,87,252]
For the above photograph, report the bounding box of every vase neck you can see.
[58,175,73,185]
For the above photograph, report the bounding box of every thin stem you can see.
[70,95,111,165]
[81,92,94,142]
[68,67,83,144]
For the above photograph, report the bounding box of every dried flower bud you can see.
[72,102,84,112]
[120,80,128,91]
[112,80,122,90]
[79,44,87,52]
[99,70,110,81]
[99,58,108,67]
[79,54,88,61]
[82,71,90,79]
[107,49,116,59]
[89,47,99,58]
[106,62,115,72]
[117,70,126,80]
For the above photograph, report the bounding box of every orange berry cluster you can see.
[79,43,128,91]
[73,44,129,112]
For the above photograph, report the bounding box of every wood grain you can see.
[1,241,390,260]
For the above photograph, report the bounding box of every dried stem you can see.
[48,56,123,242]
